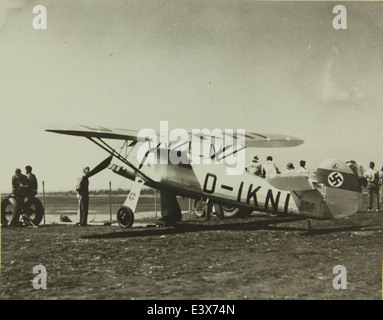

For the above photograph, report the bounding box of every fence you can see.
[38,181,192,224]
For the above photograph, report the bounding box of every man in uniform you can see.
[76,167,90,226]
[365,161,380,212]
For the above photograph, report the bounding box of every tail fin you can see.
[315,159,361,219]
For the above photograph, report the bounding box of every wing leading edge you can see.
[46,125,304,148]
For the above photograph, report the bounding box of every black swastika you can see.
[328,172,344,187]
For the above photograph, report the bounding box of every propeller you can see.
[87,155,113,178]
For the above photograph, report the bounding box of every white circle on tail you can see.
[327,172,344,187]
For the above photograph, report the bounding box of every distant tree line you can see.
[29,188,157,196]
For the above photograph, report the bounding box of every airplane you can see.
[46,125,366,228]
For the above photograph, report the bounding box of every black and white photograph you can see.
[0,0,382,303]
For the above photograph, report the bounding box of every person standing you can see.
[379,166,383,205]
[262,156,280,178]
[76,167,90,226]
[365,161,380,212]
[12,168,29,196]
[25,165,38,197]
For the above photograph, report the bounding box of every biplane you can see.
[46,125,365,228]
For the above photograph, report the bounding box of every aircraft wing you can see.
[46,125,303,148]
[218,132,303,148]
[46,125,149,141]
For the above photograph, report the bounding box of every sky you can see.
[0,0,382,192]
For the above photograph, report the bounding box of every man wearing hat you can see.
[76,166,90,226]
[247,156,262,176]
[297,160,309,174]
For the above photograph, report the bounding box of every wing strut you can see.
[211,145,246,161]
[86,137,151,181]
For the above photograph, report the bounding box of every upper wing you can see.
[46,125,304,148]
[211,131,304,148]
[46,125,147,141]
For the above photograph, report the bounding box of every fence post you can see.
[189,198,191,213]
[42,181,46,225]
[154,189,157,218]
[109,181,112,221]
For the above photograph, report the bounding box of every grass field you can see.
[0,194,382,300]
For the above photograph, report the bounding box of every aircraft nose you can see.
[109,164,136,181]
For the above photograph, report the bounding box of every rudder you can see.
[315,159,361,219]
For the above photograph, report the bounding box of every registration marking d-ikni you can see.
[203,173,291,214]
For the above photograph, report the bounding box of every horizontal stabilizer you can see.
[267,173,315,191]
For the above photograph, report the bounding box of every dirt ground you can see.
[0,211,382,300]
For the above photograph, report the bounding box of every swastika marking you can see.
[128,193,136,201]
[328,172,344,187]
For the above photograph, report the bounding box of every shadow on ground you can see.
[82,216,382,240]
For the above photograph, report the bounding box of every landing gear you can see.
[221,204,239,218]
[1,197,17,226]
[192,199,253,219]
[193,198,205,218]
[267,212,278,218]
[116,206,135,228]
[24,198,45,226]
[116,176,145,228]
[221,204,253,218]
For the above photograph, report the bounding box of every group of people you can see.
[9,166,38,226]
[247,156,309,178]
[247,156,383,213]
[11,166,38,199]
[8,165,91,227]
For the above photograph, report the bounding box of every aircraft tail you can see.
[287,159,362,219]
[314,159,361,219]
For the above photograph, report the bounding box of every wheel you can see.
[193,199,205,218]
[117,206,135,228]
[221,204,240,218]
[267,212,278,218]
[221,205,253,218]
[24,198,45,226]
[237,208,254,217]
[1,197,17,226]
